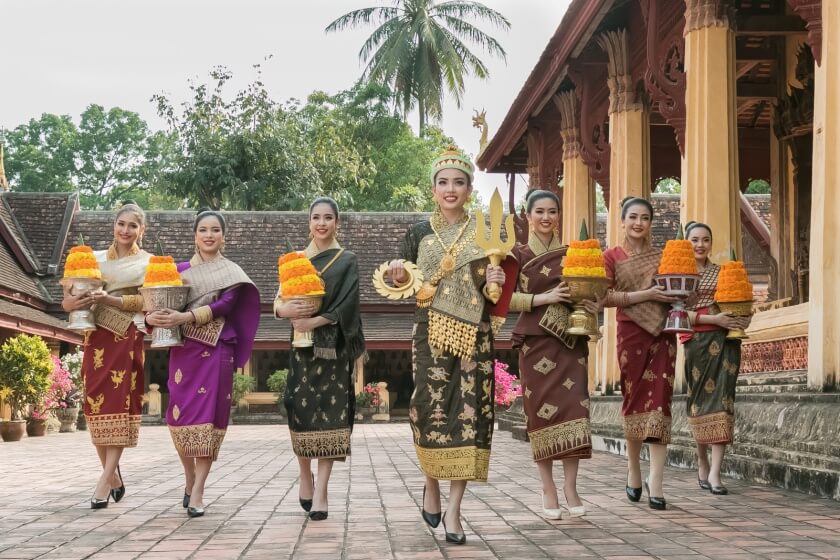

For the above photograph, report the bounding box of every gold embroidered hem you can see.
[687,411,734,444]
[290,428,351,459]
[623,411,672,444]
[169,423,227,461]
[428,310,479,360]
[86,413,140,447]
[528,418,592,462]
[414,445,490,481]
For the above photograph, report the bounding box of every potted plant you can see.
[231,373,254,416]
[49,355,82,432]
[25,408,49,437]
[60,350,86,430]
[493,360,521,412]
[266,369,288,416]
[355,383,381,420]
[0,334,53,442]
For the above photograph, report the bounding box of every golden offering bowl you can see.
[60,277,105,333]
[716,300,753,339]
[561,276,610,337]
[139,286,191,347]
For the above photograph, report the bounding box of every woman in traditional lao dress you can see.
[510,190,596,520]
[146,210,260,518]
[62,203,150,509]
[682,222,750,495]
[602,197,679,510]
[275,197,365,522]
[388,149,511,545]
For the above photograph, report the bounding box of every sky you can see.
[1,0,572,203]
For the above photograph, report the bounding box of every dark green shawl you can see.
[309,249,365,361]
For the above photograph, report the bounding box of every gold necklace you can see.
[432,213,471,274]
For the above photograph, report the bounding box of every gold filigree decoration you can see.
[533,356,557,375]
[529,418,591,461]
[87,393,104,415]
[372,260,424,300]
[414,445,490,481]
[623,411,672,444]
[93,348,105,370]
[536,403,559,420]
[169,423,227,461]
[687,411,734,444]
[562,378,575,390]
[86,413,140,447]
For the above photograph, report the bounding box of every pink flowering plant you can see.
[44,356,81,409]
[494,360,521,407]
[355,383,382,409]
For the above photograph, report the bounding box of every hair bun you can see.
[196,207,212,215]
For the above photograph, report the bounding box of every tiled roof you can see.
[63,211,427,307]
[0,298,79,344]
[0,196,40,271]
[0,236,51,303]
[1,192,77,274]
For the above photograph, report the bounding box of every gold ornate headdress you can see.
[430,146,474,185]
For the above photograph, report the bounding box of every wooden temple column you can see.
[597,29,651,393]
[553,91,595,245]
[682,0,742,262]
[805,0,838,390]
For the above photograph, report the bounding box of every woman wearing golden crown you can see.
[61,203,151,509]
[388,148,513,545]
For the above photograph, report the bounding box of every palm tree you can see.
[326,0,510,132]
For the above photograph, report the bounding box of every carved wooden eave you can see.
[476,0,611,173]
[567,63,611,203]
[640,0,687,155]
[786,0,822,66]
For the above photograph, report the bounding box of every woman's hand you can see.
[89,289,121,309]
[387,259,408,285]
[486,264,505,286]
[711,313,750,330]
[291,316,330,333]
[146,309,191,328]
[62,291,95,312]
[581,299,601,315]
[534,282,572,307]
[276,299,317,319]
[642,285,681,303]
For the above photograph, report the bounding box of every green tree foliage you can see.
[154,71,453,211]
[2,105,170,209]
[326,0,510,132]
[0,334,53,420]
[745,179,770,194]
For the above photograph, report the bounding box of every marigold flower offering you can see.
[563,238,606,277]
[278,252,325,297]
[715,261,753,302]
[657,240,696,275]
[63,245,102,279]
[143,256,183,287]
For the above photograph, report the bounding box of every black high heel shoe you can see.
[710,485,729,495]
[698,478,711,491]
[299,473,314,512]
[644,479,666,510]
[441,512,466,545]
[187,506,205,518]
[183,490,191,508]
[625,472,642,502]
[309,510,328,521]
[110,465,126,503]
[421,485,441,528]
[90,493,110,509]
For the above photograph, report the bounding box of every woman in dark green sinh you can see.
[388,149,511,545]
[275,196,365,522]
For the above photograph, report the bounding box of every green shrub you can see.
[266,369,288,409]
[231,373,255,405]
[0,334,53,420]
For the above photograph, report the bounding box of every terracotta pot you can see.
[0,420,26,442]
[26,418,47,437]
[56,407,80,433]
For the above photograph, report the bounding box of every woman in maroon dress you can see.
[602,197,678,510]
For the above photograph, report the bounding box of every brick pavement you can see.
[1,424,840,560]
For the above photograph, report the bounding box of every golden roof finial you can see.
[0,143,9,192]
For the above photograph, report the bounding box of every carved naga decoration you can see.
[472,109,489,154]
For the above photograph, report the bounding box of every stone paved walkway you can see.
[2,424,840,559]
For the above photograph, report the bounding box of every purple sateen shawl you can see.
[177,261,261,367]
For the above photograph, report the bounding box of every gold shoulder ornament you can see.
[372,260,424,300]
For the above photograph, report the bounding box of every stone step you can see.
[738,370,807,386]
[736,383,808,394]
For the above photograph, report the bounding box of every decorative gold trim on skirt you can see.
[93,305,134,336]
[529,418,592,462]
[86,413,140,447]
[623,411,672,444]
[169,423,227,461]
[290,428,351,459]
[414,445,490,481]
[687,411,734,444]
[428,310,478,361]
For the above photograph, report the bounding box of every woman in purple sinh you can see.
[147,209,260,518]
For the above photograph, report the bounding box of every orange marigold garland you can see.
[143,255,183,287]
[715,260,753,302]
[64,245,102,279]
[657,239,696,275]
[278,251,325,297]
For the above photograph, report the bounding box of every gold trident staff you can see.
[475,187,515,304]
